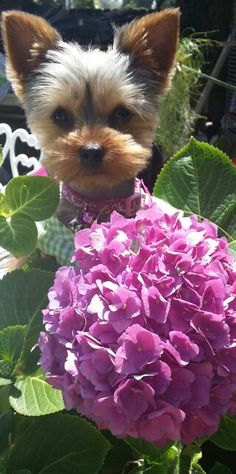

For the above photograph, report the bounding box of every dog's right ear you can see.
[1,11,61,99]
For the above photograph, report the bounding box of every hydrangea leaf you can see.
[0,326,26,364]
[126,437,170,459]
[0,412,14,455]
[210,416,236,451]
[7,414,111,474]
[0,214,37,257]
[5,176,59,221]
[153,138,236,241]
[0,360,15,379]
[0,325,27,379]
[209,462,232,474]
[179,443,202,474]
[12,470,32,474]
[0,378,11,386]
[9,376,64,416]
[17,274,55,375]
[191,464,206,474]
[0,193,10,216]
[0,385,11,414]
[229,241,236,260]
[102,434,134,474]
[125,437,180,460]
[126,439,180,473]
[0,269,54,330]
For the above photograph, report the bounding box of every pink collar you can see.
[30,166,143,228]
[62,179,142,227]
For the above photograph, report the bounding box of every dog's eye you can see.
[109,106,131,126]
[52,108,72,126]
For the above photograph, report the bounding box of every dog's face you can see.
[2,9,179,196]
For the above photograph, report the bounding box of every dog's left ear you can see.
[1,11,62,99]
[114,8,180,93]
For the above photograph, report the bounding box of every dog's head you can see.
[2,9,179,197]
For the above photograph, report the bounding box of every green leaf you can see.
[210,416,236,451]
[9,376,64,416]
[209,462,232,474]
[0,361,14,379]
[144,465,166,473]
[0,269,54,374]
[126,437,167,460]
[12,471,32,474]
[0,326,26,363]
[229,241,236,260]
[0,214,37,257]
[191,464,206,474]
[0,194,10,216]
[0,385,11,414]
[126,439,180,474]
[5,176,59,221]
[153,138,236,241]
[101,433,134,474]
[0,378,11,387]
[0,269,54,330]
[7,413,111,474]
[179,443,202,474]
[0,326,26,378]
[0,412,14,454]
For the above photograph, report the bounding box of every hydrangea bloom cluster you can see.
[39,199,236,446]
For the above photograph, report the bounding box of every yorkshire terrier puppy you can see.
[1,9,179,265]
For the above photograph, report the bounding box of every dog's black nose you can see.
[79,144,105,168]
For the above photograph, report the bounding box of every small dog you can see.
[1,9,179,265]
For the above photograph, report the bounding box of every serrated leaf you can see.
[153,138,236,241]
[126,439,180,474]
[0,269,54,374]
[126,438,180,463]
[5,176,59,221]
[0,326,27,378]
[9,376,64,416]
[210,416,236,451]
[126,437,167,459]
[0,214,37,257]
[0,326,26,363]
[209,462,232,474]
[102,433,134,474]
[0,361,14,379]
[0,269,54,330]
[7,413,111,474]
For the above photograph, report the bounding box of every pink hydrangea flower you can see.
[39,199,236,446]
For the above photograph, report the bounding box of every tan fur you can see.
[114,8,180,91]
[42,126,150,195]
[1,11,61,98]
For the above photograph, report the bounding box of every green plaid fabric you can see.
[37,216,74,265]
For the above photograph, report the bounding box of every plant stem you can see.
[182,65,236,92]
